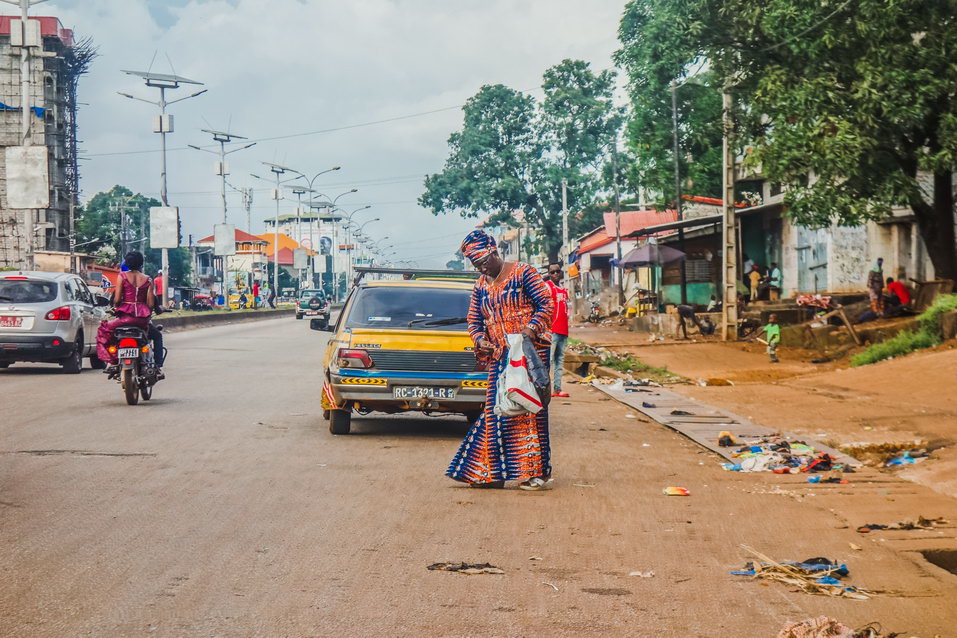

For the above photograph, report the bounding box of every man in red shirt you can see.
[545,262,570,398]
[886,277,911,306]
[252,282,260,308]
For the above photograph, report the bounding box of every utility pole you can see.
[561,178,569,264]
[612,144,624,306]
[721,90,739,341]
[119,69,206,307]
[189,130,255,308]
[2,0,49,270]
[671,81,688,304]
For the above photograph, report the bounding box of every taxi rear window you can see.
[345,286,471,330]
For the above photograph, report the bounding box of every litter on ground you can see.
[856,516,948,533]
[662,486,690,496]
[732,545,873,599]
[427,562,504,575]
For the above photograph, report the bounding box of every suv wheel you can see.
[0,362,10,369]
[329,409,351,434]
[296,313,303,320]
[61,336,83,374]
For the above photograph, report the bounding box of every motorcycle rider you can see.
[96,251,154,377]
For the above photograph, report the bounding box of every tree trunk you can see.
[911,170,957,281]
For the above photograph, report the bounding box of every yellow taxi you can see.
[320,268,487,434]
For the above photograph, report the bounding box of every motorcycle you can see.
[106,324,165,405]
[587,296,601,323]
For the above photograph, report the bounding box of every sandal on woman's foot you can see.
[470,480,505,489]
[519,477,554,491]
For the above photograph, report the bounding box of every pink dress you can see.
[96,272,153,364]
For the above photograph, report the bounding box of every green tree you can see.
[421,60,622,261]
[76,185,192,285]
[445,251,465,271]
[617,0,957,278]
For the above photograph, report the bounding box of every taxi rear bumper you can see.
[329,370,487,412]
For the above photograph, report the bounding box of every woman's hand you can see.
[475,338,495,356]
[521,327,537,342]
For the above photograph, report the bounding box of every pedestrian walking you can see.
[867,258,885,316]
[768,262,782,301]
[447,230,555,491]
[763,313,781,363]
[267,285,277,309]
[545,262,570,398]
[748,264,762,301]
[252,282,260,308]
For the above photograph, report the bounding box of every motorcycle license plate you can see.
[0,316,22,328]
[393,386,456,400]
[118,347,140,358]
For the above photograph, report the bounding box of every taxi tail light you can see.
[337,348,373,369]
[45,306,71,321]
[118,338,139,348]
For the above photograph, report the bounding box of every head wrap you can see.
[460,230,497,264]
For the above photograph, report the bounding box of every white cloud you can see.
[30,0,629,266]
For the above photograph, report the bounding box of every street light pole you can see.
[119,69,207,307]
[188,130,255,308]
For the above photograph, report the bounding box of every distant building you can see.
[0,16,87,270]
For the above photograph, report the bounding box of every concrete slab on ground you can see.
[591,382,861,467]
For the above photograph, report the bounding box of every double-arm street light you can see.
[251,163,304,295]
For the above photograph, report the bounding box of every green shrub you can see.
[918,293,957,340]
[850,294,957,366]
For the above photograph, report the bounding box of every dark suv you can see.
[296,289,329,327]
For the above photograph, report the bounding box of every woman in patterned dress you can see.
[447,230,555,491]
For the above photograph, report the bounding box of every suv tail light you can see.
[45,306,71,321]
[118,338,139,348]
[337,348,373,369]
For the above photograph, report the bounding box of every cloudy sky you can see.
[28,0,629,266]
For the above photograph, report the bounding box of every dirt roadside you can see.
[572,323,957,498]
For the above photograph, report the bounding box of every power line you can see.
[84,86,542,158]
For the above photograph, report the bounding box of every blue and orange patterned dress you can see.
[447,262,555,484]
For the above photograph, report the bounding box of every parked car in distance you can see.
[0,271,109,372]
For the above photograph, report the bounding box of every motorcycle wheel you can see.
[141,383,153,401]
[122,369,139,405]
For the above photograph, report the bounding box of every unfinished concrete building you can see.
[0,15,92,270]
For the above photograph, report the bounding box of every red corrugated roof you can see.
[579,210,679,254]
[267,247,295,265]
[196,228,267,244]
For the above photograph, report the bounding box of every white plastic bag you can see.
[493,333,543,417]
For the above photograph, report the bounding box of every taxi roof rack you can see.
[352,266,479,286]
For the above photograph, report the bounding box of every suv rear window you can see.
[345,286,471,330]
[0,279,58,303]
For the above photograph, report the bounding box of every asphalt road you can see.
[2,319,956,637]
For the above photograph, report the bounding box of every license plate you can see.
[0,316,23,328]
[306,310,321,316]
[393,386,456,400]
[119,347,140,358]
